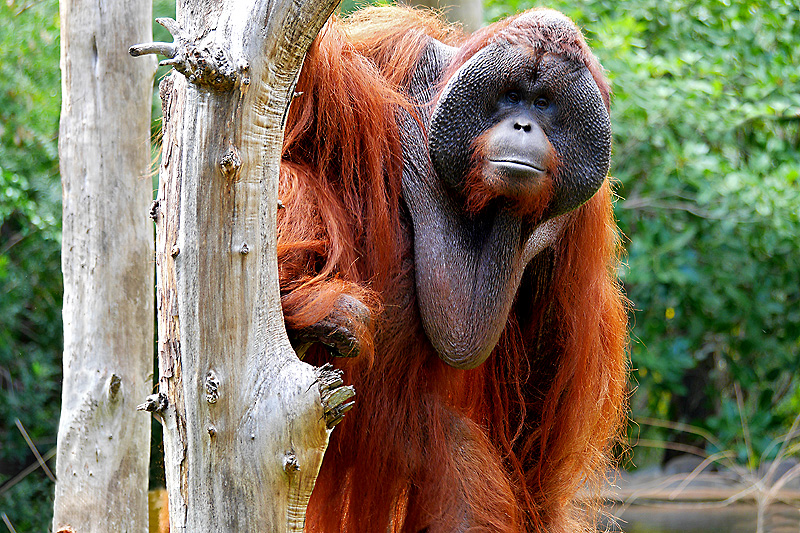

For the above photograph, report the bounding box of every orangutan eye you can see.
[534,96,550,110]
[504,90,522,104]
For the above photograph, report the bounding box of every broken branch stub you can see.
[130,18,246,90]
[317,364,356,429]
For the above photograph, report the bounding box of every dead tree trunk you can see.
[129,0,350,530]
[53,1,155,532]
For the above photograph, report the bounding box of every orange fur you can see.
[278,7,626,532]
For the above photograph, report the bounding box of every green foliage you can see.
[486,0,800,464]
[0,0,172,529]
[152,0,176,139]
[0,0,62,529]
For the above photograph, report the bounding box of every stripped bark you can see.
[53,0,155,532]
[130,0,349,530]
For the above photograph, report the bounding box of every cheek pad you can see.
[429,44,524,189]
[546,69,611,215]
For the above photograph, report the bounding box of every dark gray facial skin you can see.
[430,42,611,218]
[478,108,552,203]
[401,29,611,369]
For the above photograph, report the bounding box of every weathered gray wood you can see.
[53,1,156,532]
[131,0,347,530]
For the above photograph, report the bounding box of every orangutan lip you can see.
[488,159,546,173]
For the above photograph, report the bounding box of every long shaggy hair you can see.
[277,7,627,532]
